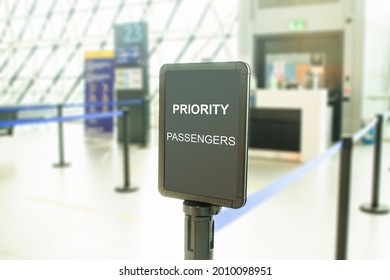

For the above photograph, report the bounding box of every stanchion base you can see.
[360,203,389,215]
[115,186,139,193]
[53,163,71,168]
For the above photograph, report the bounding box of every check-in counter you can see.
[249,89,331,162]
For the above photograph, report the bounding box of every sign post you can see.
[183,201,221,260]
[159,62,251,259]
[114,22,149,145]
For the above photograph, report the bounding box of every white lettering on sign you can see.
[172,104,229,115]
[166,131,236,146]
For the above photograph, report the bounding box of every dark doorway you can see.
[254,32,343,141]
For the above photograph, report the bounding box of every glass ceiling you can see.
[0,0,238,106]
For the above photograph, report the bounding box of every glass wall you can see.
[0,0,239,123]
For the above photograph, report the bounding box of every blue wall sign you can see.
[84,51,115,135]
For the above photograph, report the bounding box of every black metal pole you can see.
[360,114,389,214]
[116,109,138,193]
[336,136,353,260]
[183,200,221,260]
[53,104,70,168]
[123,109,130,188]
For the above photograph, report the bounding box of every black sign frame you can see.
[158,62,250,208]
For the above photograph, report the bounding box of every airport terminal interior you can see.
[1,0,390,260]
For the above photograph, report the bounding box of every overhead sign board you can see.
[159,62,250,208]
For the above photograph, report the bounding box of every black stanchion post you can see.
[141,97,149,148]
[116,109,138,193]
[360,114,389,214]
[53,104,70,168]
[183,200,221,260]
[336,136,353,260]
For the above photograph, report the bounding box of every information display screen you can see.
[159,62,250,208]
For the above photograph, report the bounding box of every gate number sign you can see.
[159,62,250,208]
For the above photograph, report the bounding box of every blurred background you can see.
[1,0,390,260]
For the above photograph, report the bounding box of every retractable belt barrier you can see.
[63,98,144,109]
[352,118,378,143]
[0,103,57,113]
[0,106,139,194]
[0,111,123,128]
[0,98,144,113]
[215,141,343,231]
[216,111,390,260]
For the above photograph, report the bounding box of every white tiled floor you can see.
[1,123,389,260]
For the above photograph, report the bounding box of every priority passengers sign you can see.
[158,62,250,208]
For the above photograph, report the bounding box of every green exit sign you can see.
[289,20,307,31]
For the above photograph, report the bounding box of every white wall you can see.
[238,1,345,57]
[344,0,365,133]
[254,2,344,34]
[361,0,390,120]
